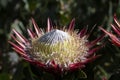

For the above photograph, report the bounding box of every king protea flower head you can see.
[9,18,104,74]
[100,15,120,47]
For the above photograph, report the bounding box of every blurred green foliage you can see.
[0,0,120,80]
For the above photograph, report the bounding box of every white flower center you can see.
[30,29,88,68]
[38,29,70,45]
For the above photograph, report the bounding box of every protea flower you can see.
[9,18,104,75]
[100,15,120,47]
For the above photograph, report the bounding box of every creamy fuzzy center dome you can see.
[30,29,88,67]
[38,29,70,45]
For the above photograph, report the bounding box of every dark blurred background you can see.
[0,0,120,80]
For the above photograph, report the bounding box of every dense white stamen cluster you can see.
[29,29,89,68]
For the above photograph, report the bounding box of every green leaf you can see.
[0,73,10,80]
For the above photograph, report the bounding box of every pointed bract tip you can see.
[100,27,111,36]
[99,27,106,33]
[47,18,51,32]
[12,29,27,43]
[114,14,117,19]
[31,17,41,36]
[31,17,36,24]
[114,14,118,22]
[79,27,87,38]
[68,18,75,31]
[113,14,120,28]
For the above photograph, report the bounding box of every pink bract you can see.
[100,15,120,47]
